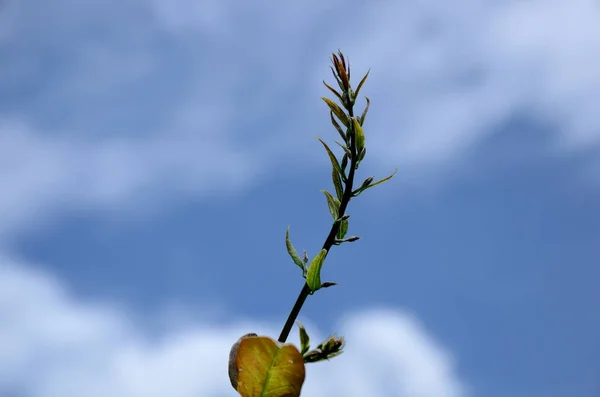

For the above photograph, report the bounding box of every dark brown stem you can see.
[278,107,357,343]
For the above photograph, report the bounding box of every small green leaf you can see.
[334,141,351,157]
[369,169,397,187]
[329,112,346,141]
[322,190,340,219]
[336,219,349,240]
[322,97,349,127]
[332,168,343,201]
[352,118,365,155]
[317,138,344,182]
[335,236,360,244]
[359,97,370,126]
[323,81,343,103]
[354,169,397,197]
[306,249,328,292]
[358,147,366,162]
[286,227,306,277]
[341,153,349,171]
[296,320,311,355]
[354,69,370,100]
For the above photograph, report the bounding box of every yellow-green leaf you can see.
[318,138,343,177]
[336,219,349,240]
[234,335,306,397]
[322,97,349,127]
[321,190,340,219]
[352,118,365,155]
[286,227,305,276]
[367,169,397,189]
[296,320,310,355]
[306,249,328,292]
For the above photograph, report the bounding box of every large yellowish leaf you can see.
[235,335,306,397]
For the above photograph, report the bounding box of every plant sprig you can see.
[229,50,395,397]
[279,50,396,344]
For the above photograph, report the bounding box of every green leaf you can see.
[354,169,398,197]
[296,320,310,355]
[317,138,345,183]
[286,226,306,277]
[329,112,346,141]
[367,169,397,189]
[322,190,340,219]
[335,236,360,245]
[334,141,351,157]
[359,97,370,126]
[323,81,343,103]
[352,118,365,155]
[306,249,328,292]
[332,167,343,201]
[322,97,349,127]
[336,219,349,240]
[358,147,366,162]
[354,69,370,100]
[341,153,349,171]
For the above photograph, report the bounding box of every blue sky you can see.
[1,0,599,396]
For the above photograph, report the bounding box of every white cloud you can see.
[2,0,600,237]
[319,0,600,167]
[0,118,267,237]
[0,255,466,397]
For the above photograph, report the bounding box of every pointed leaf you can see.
[323,81,343,102]
[317,138,344,182]
[296,320,310,355]
[321,190,340,219]
[359,97,370,126]
[322,97,349,127]
[336,236,360,244]
[367,169,397,189]
[286,227,306,276]
[332,167,343,201]
[354,69,370,99]
[330,112,346,141]
[334,141,351,156]
[358,147,366,162]
[306,249,328,292]
[354,169,398,197]
[332,52,349,91]
[321,281,338,289]
[336,219,349,240]
[341,153,348,171]
[352,118,365,155]
[234,335,306,397]
[346,55,351,82]
[329,66,345,92]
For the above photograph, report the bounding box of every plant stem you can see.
[278,108,357,343]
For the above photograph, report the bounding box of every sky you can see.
[1,0,599,396]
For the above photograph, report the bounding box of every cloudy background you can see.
[1,0,599,396]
